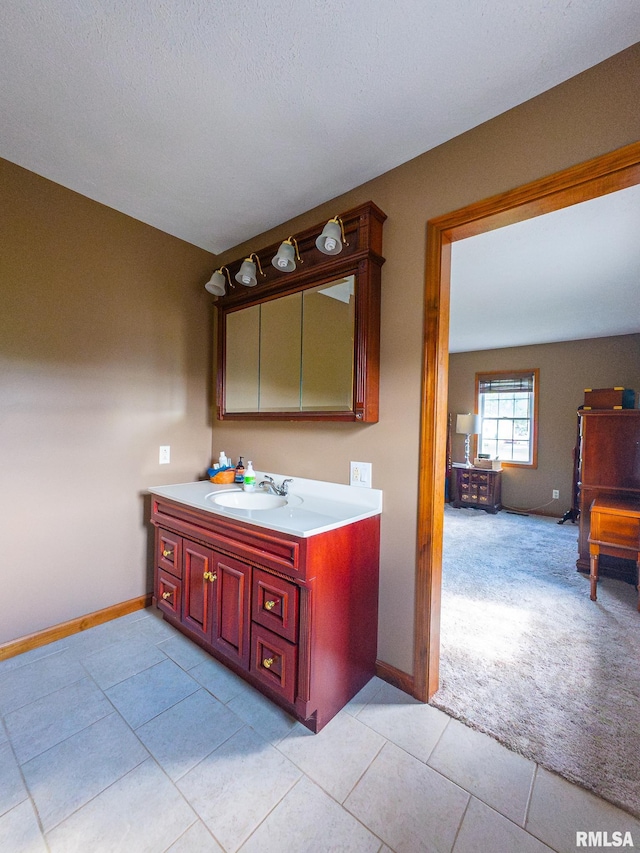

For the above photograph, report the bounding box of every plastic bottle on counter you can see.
[235,457,245,484]
[218,451,227,468]
[243,461,256,491]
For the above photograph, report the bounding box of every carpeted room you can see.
[435,501,640,819]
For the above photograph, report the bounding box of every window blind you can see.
[477,373,535,394]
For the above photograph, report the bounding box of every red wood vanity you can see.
[151,494,380,732]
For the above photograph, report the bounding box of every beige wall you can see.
[3,45,639,669]
[211,44,640,674]
[1,159,215,644]
[448,335,640,516]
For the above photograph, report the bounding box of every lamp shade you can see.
[316,219,343,255]
[272,240,297,272]
[235,258,258,287]
[456,413,482,435]
[204,269,227,296]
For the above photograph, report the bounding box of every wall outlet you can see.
[350,461,372,488]
[159,445,171,465]
[552,489,559,500]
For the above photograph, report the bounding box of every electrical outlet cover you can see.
[350,461,372,488]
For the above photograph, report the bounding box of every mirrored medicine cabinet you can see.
[215,202,386,422]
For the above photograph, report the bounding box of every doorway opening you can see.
[414,140,640,702]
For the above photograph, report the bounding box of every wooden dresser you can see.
[577,410,640,580]
[450,463,502,513]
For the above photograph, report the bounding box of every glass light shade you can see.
[235,258,258,287]
[272,241,296,272]
[316,219,343,255]
[204,270,227,296]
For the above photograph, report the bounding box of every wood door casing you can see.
[418,141,640,701]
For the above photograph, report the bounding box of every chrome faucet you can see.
[258,476,293,496]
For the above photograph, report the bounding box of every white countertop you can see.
[148,472,383,537]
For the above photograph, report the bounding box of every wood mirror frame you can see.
[215,201,386,422]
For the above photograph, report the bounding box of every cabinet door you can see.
[211,553,251,669]
[182,540,216,642]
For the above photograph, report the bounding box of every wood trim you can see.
[376,659,415,695]
[474,368,540,469]
[0,594,152,662]
[415,140,640,703]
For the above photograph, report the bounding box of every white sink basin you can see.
[211,491,288,510]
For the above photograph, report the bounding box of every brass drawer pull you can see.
[264,600,277,611]
[263,657,275,669]
[162,549,174,559]
[203,571,217,582]
[162,591,172,600]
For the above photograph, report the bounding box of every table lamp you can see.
[456,413,482,467]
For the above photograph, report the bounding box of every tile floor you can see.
[1,608,639,853]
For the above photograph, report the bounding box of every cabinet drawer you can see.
[252,568,299,643]
[250,625,297,706]
[157,529,182,578]
[156,570,181,620]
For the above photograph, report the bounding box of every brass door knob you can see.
[263,657,275,669]
[264,600,276,611]
[203,571,217,582]
[162,549,174,558]
[162,591,172,600]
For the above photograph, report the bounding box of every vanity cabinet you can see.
[151,494,380,732]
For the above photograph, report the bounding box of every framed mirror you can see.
[215,202,386,422]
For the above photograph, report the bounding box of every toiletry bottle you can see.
[235,456,245,484]
[218,451,227,468]
[243,461,256,491]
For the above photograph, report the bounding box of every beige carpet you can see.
[431,505,640,818]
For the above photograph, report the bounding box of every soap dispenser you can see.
[235,456,245,484]
[243,461,256,491]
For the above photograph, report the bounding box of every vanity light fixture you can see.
[235,253,266,287]
[272,236,302,272]
[316,216,349,255]
[204,266,233,296]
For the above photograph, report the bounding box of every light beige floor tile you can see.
[136,689,243,781]
[5,677,113,763]
[356,680,450,763]
[46,758,196,853]
[278,712,385,802]
[227,684,298,745]
[0,799,47,853]
[189,656,251,704]
[239,776,381,853]
[526,767,640,853]
[428,718,535,825]
[0,743,27,818]
[178,725,301,852]
[345,741,469,853]
[23,713,149,832]
[167,820,225,852]
[80,634,167,689]
[343,676,386,716]
[158,633,212,670]
[453,797,555,853]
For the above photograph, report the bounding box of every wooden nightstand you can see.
[450,463,502,513]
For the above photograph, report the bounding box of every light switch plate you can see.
[159,445,170,464]
[350,461,372,488]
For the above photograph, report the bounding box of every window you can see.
[475,369,539,467]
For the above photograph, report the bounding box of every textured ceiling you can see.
[449,183,640,352]
[1,1,639,254]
